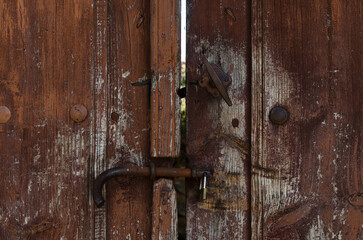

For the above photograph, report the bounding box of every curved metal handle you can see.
[93,166,149,207]
[93,166,211,207]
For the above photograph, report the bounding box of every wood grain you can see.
[0,1,94,239]
[0,0,154,239]
[251,0,362,239]
[150,0,181,158]
[152,178,178,240]
[105,0,153,239]
[186,0,251,239]
[92,1,108,238]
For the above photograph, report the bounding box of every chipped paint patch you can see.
[122,70,130,78]
[307,215,329,240]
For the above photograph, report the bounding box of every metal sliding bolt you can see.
[93,166,211,207]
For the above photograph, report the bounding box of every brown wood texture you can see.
[93,1,108,238]
[0,1,95,239]
[251,0,362,239]
[186,0,251,239]
[104,0,153,239]
[0,0,153,239]
[151,178,178,240]
[150,0,181,158]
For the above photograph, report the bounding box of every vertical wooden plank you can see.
[105,0,153,239]
[0,1,95,239]
[186,0,251,239]
[251,0,263,239]
[152,179,178,240]
[92,0,108,239]
[150,0,181,158]
[252,0,362,239]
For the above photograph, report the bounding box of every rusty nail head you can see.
[224,7,236,22]
[269,106,288,125]
[111,112,119,122]
[0,106,11,123]
[70,104,88,123]
[136,15,144,28]
[232,118,239,128]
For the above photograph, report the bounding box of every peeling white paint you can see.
[307,215,329,240]
[122,70,130,78]
[333,113,342,120]
[24,216,30,225]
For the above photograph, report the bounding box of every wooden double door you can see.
[0,0,361,239]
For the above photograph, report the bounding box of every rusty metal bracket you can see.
[199,57,233,106]
[93,165,211,207]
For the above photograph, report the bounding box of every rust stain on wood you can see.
[218,132,250,156]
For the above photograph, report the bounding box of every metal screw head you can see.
[70,104,88,123]
[0,106,11,123]
[269,106,288,125]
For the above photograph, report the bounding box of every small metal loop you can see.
[202,172,207,188]
[150,163,156,180]
[201,172,208,200]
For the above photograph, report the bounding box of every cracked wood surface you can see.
[251,0,362,239]
[186,0,251,239]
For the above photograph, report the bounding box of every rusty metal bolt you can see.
[0,106,11,123]
[70,104,88,123]
[269,106,288,125]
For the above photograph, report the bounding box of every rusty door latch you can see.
[93,165,211,207]
[199,57,233,106]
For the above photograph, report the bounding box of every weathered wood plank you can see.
[251,0,264,238]
[251,0,362,239]
[105,0,153,239]
[150,0,181,158]
[0,1,95,239]
[92,0,108,239]
[186,0,251,239]
[152,178,178,240]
